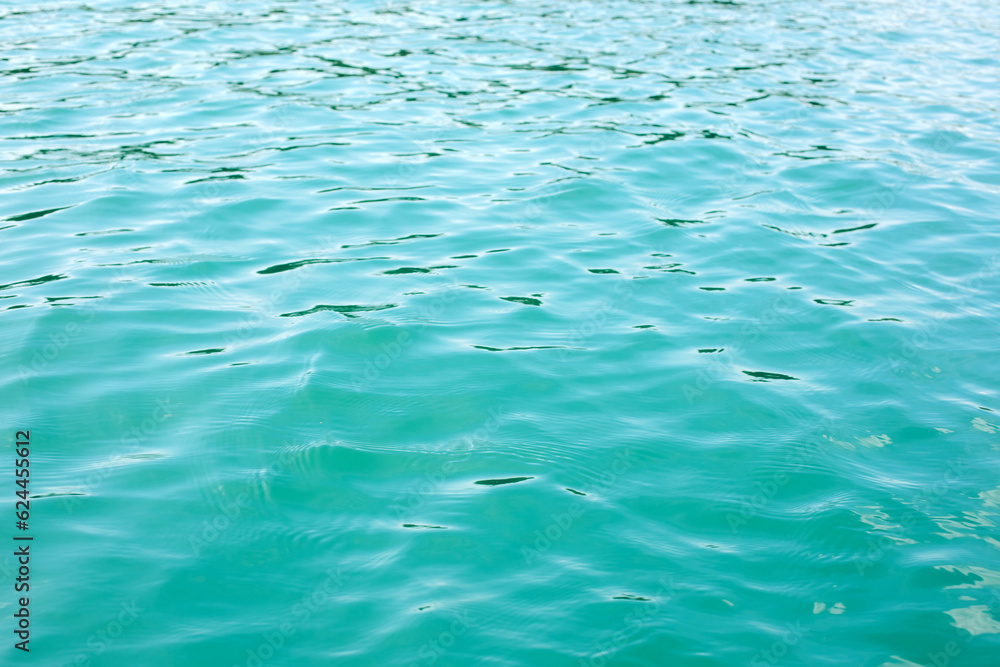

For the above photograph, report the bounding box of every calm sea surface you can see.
[3,1,1000,665]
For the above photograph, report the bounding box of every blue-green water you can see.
[3,1,1000,665]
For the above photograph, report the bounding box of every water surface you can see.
[3,1,1000,665]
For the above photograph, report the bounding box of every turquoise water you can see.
[3,0,1000,665]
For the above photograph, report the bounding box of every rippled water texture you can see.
[3,1,1000,665]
